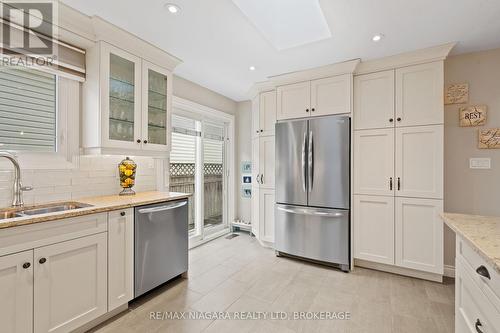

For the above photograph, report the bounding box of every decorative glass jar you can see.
[118,157,137,196]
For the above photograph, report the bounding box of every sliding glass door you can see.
[169,113,229,243]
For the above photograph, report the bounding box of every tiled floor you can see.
[90,233,454,333]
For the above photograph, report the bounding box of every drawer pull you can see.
[475,319,483,333]
[476,265,491,280]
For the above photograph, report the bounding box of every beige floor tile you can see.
[190,278,247,312]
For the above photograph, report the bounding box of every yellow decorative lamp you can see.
[118,157,137,196]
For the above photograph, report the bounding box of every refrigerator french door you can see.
[275,115,350,271]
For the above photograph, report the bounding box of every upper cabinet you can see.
[354,61,444,130]
[253,90,277,138]
[83,42,173,156]
[354,70,395,130]
[396,62,444,127]
[277,74,352,120]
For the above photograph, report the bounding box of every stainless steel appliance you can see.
[134,199,188,297]
[275,115,350,271]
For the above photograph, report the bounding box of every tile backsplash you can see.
[0,155,159,208]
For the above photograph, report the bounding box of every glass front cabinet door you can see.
[101,43,171,152]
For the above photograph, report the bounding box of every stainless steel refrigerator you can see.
[275,115,350,271]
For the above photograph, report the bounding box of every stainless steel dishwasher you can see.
[134,199,188,297]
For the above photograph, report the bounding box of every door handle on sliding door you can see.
[301,132,307,192]
[308,131,314,192]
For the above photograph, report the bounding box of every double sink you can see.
[0,202,93,220]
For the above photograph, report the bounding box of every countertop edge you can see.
[441,213,500,275]
[0,192,191,230]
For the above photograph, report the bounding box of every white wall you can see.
[235,100,252,223]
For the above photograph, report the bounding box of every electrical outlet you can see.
[469,158,491,169]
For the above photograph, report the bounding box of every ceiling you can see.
[61,0,500,101]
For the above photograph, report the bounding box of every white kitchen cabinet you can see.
[354,70,395,130]
[0,250,33,333]
[353,195,394,265]
[251,185,260,238]
[259,189,275,243]
[277,81,311,120]
[257,136,275,189]
[310,74,351,116]
[395,61,444,127]
[83,41,173,155]
[258,91,277,136]
[277,75,352,120]
[108,209,134,311]
[251,95,260,140]
[395,197,443,274]
[354,128,394,196]
[395,125,443,199]
[34,233,107,333]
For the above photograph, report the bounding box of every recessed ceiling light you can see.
[372,34,384,42]
[165,3,180,14]
[249,66,256,71]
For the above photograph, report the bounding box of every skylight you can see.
[232,0,331,50]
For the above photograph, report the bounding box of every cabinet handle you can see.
[311,108,315,112]
[397,117,402,122]
[476,265,491,280]
[475,319,483,333]
[120,211,126,217]
[136,139,141,143]
[389,177,393,190]
[22,262,31,269]
[306,109,309,113]
[260,174,264,184]
[256,174,260,184]
[144,140,148,144]
[39,258,47,264]
[256,130,259,134]
[397,177,401,191]
[389,118,394,123]
[260,129,263,133]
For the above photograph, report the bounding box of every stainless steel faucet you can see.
[0,151,33,207]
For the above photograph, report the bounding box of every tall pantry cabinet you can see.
[251,91,276,244]
[353,61,445,278]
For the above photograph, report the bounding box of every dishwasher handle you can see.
[137,201,187,214]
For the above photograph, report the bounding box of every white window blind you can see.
[0,65,56,152]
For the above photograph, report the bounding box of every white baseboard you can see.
[354,259,443,283]
[444,264,455,278]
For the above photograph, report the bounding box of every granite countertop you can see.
[442,213,500,274]
[0,191,191,230]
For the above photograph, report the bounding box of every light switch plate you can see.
[469,158,491,169]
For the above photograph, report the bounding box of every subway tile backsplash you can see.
[0,155,158,208]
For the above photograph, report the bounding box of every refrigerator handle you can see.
[301,132,307,192]
[308,130,314,192]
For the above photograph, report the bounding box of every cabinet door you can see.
[259,136,275,189]
[395,62,444,127]
[354,128,394,196]
[277,81,310,120]
[0,250,33,333]
[354,70,395,130]
[354,195,394,265]
[251,138,260,237]
[251,95,260,139]
[395,197,443,274]
[259,91,277,136]
[311,74,351,116]
[34,233,107,333]
[108,209,134,311]
[101,42,142,149]
[395,125,443,199]
[251,185,260,238]
[259,189,275,243]
[142,60,171,152]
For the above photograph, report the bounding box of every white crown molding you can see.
[268,58,360,87]
[246,81,276,100]
[355,42,456,75]
[91,16,182,71]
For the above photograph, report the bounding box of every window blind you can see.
[0,65,56,152]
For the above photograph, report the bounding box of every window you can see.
[0,65,57,152]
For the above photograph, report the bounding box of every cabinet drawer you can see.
[458,237,500,311]
[456,259,499,333]
[0,213,107,256]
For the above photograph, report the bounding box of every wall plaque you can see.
[459,105,487,127]
[479,128,500,149]
[445,83,469,105]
